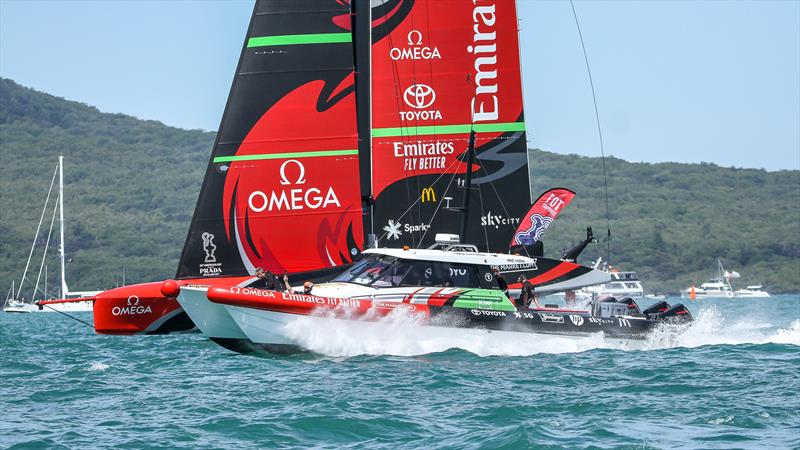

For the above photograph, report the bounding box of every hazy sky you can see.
[1,0,798,171]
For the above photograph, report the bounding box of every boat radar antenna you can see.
[570,0,612,261]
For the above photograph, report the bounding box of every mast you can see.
[58,155,68,298]
[460,130,476,240]
[354,0,375,247]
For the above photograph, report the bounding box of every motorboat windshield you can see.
[332,254,483,289]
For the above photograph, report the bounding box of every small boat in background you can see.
[3,156,98,313]
[735,285,771,298]
[681,258,768,299]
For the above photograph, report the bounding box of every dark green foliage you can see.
[1,78,798,297]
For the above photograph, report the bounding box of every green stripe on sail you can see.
[247,33,352,48]
[372,122,526,138]
[213,149,358,164]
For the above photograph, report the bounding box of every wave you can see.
[281,306,800,358]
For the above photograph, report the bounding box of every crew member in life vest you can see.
[250,267,281,290]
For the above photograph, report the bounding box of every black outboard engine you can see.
[617,297,641,315]
[643,301,670,317]
[660,303,693,322]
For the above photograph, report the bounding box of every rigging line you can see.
[32,191,60,301]
[418,166,461,244]
[476,183,490,251]
[17,163,59,299]
[39,303,94,329]
[570,0,612,260]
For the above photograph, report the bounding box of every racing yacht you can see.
[176,235,692,354]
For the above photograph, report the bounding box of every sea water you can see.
[1,296,798,449]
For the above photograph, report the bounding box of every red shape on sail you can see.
[222,78,364,274]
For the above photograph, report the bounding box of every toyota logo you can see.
[403,84,436,109]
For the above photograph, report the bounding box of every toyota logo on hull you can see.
[403,84,436,109]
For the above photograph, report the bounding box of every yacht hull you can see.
[177,285,257,353]
[208,287,691,354]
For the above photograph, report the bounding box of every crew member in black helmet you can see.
[250,267,280,290]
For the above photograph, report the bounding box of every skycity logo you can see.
[480,211,521,229]
[389,30,442,61]
[248,159,341,212]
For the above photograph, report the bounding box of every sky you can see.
[1,0,798,171]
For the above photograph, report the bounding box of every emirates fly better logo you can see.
[403,84,436,109]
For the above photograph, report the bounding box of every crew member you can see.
[517,275,536,309]
[282,274,314,295]
[250,267,280,290]
[493,268,509,297]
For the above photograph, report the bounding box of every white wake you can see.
[280,304,800,357]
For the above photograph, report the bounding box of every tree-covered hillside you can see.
[1,78,798,296]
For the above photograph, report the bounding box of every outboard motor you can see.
[660,303,693,322]
[643,301,670,317]
[616,297,641,315]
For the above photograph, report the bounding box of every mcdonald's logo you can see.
[421,187,436,203]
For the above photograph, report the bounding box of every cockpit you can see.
[332,254,484,288]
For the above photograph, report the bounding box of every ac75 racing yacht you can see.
[173,235,693,354]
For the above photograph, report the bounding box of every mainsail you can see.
[368,0,530,252]
[177,0,530,279]
[177,0,365,278]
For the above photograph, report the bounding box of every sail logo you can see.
[111,295,153,316]
[542,193,566,215]
[513,213,553,245]
[401,84,443,122]
[201,232,217,263]
[403,84,436,109]
[470,2,499,122]
[480,211,521,229]
[248,159,341,212]
[383,220,403,240]
[393,140,453,171]
[389,30,442,61]
[421,187,437,203]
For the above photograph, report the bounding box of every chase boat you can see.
[178,236,693,354]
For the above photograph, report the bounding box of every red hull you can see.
[207,286,429,320]
[93,277,251,335]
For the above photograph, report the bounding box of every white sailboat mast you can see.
[58,155,68,297]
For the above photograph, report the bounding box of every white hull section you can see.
[39,300,93,312]
[223,305,298,347]
[3,301,38,313]
[178,286,247,340]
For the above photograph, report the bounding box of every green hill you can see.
[1,78,798,296]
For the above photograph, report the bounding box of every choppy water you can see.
[1,296,798,449]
